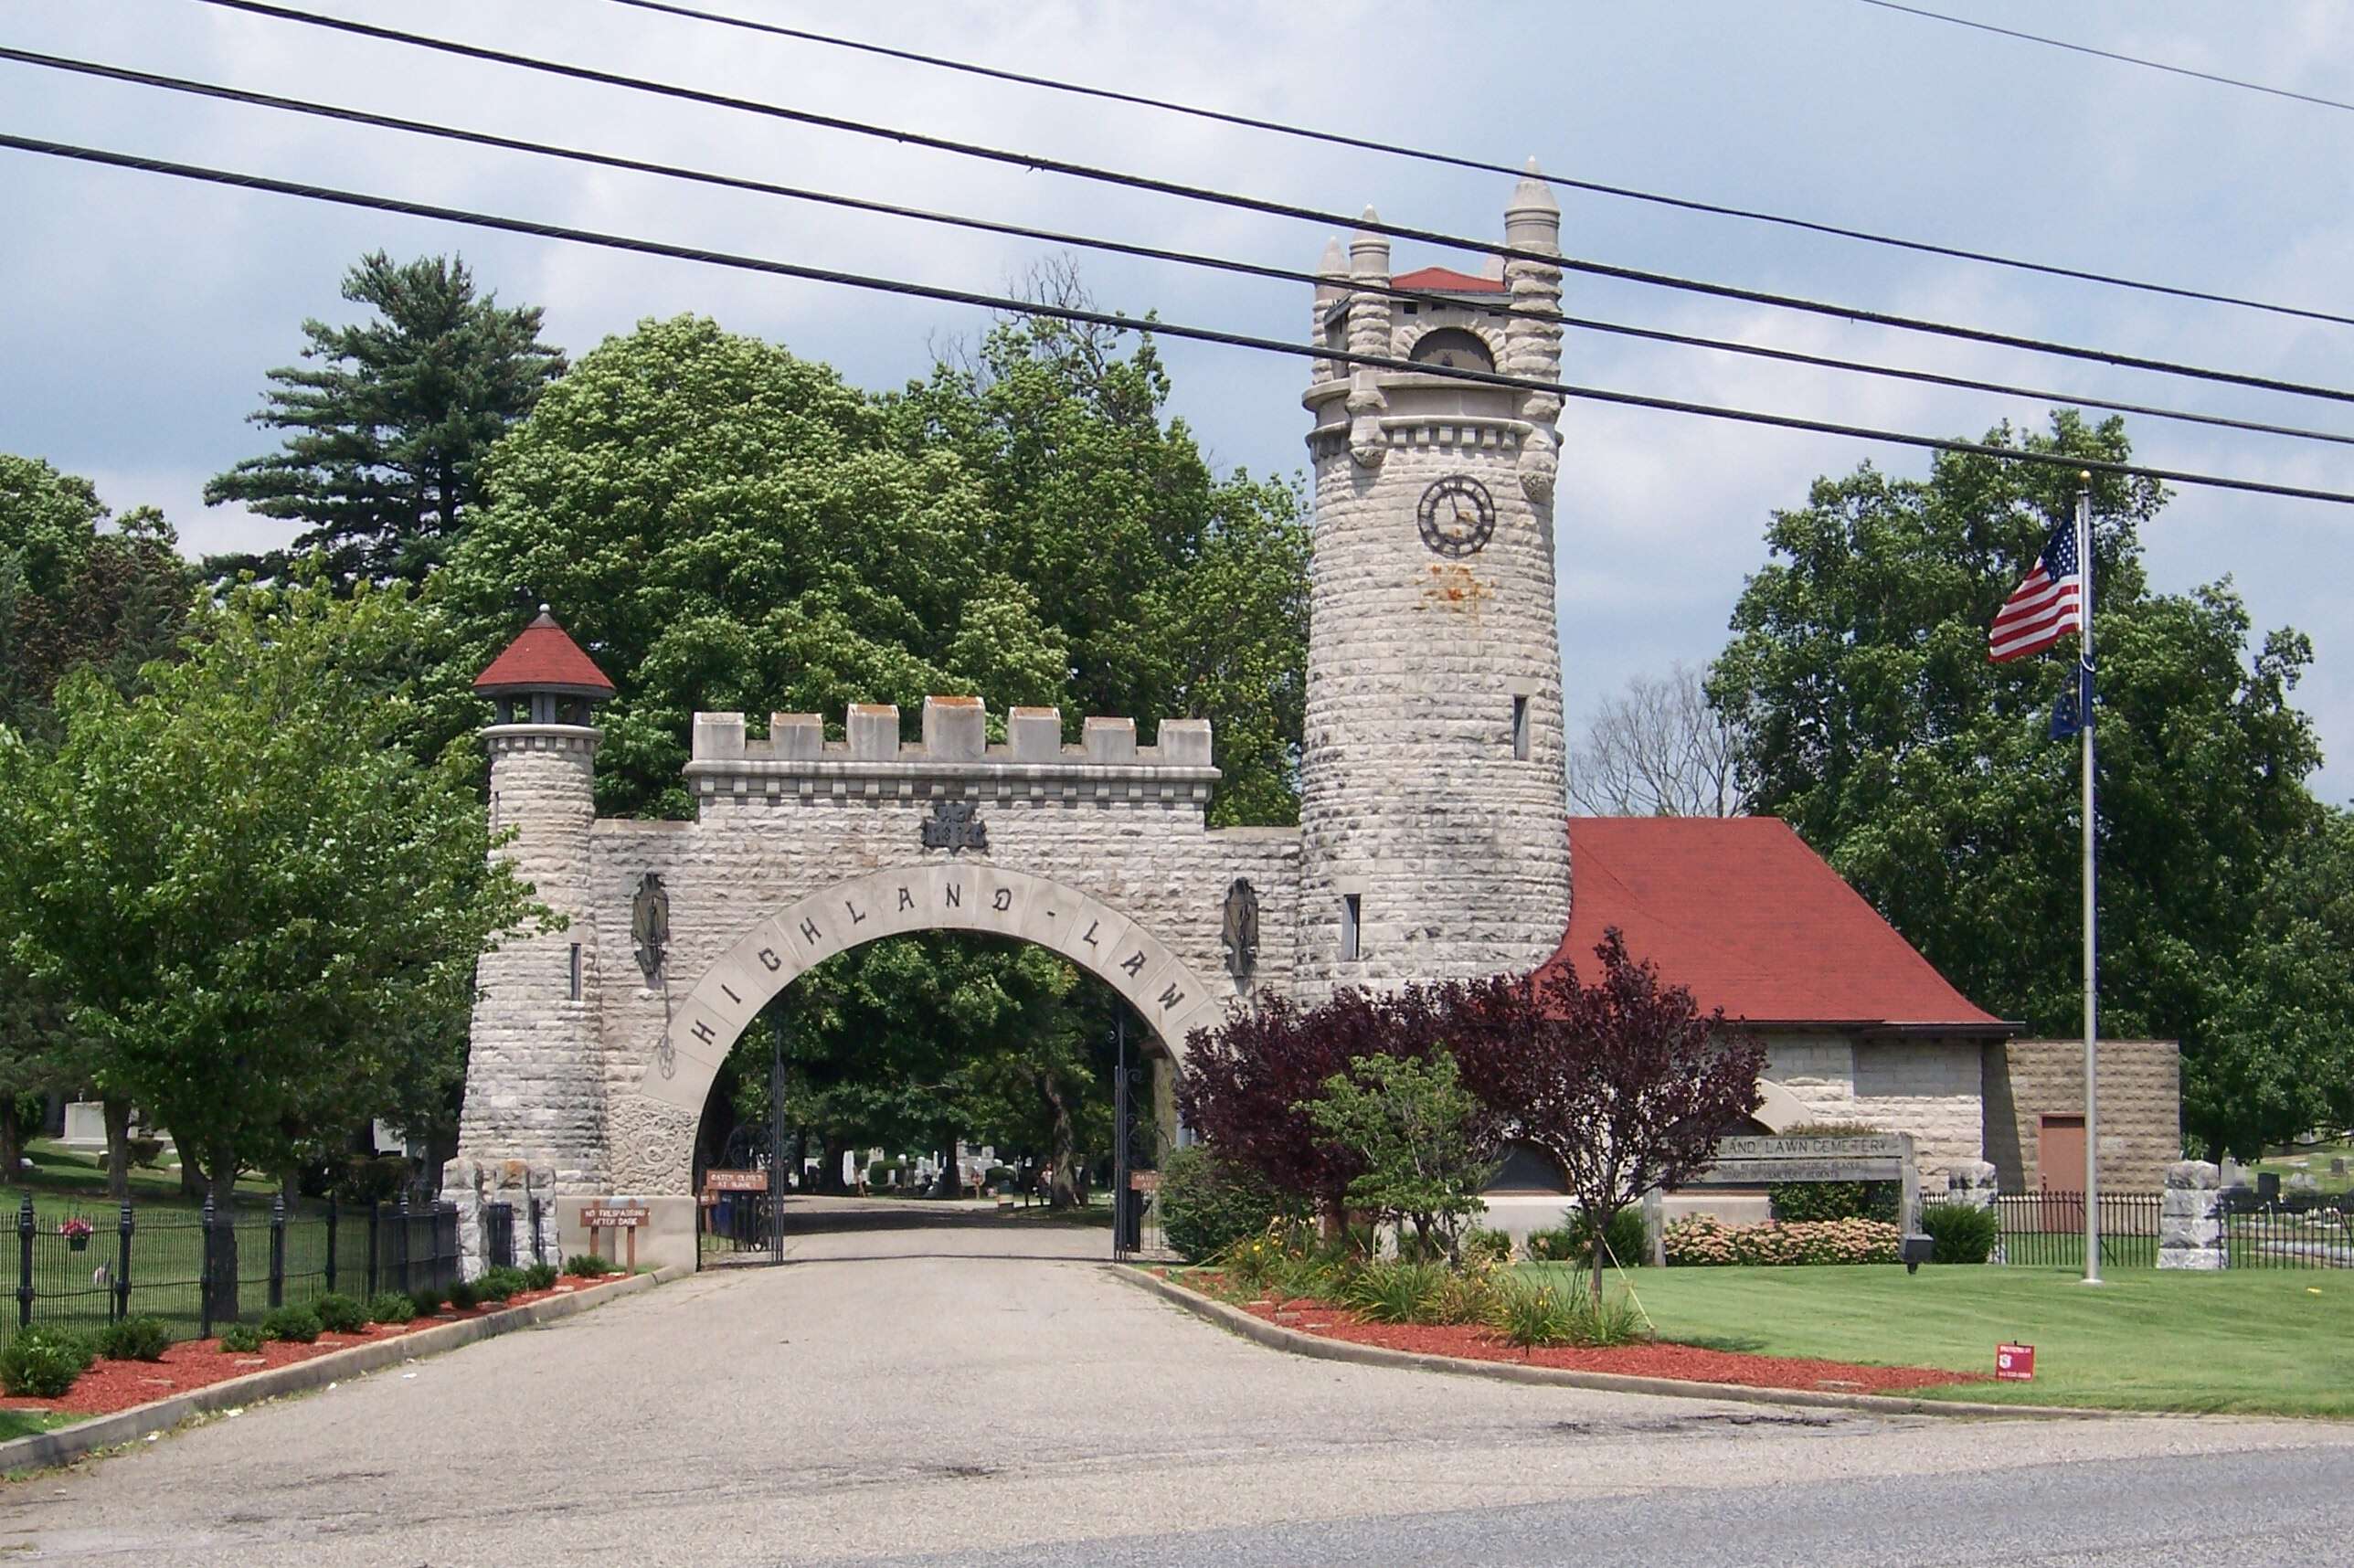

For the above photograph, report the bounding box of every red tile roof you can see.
[1392,265,1507,295]
[473,609,616,695]
[1550,817,2007,1033]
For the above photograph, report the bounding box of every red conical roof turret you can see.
[474,606,616,698]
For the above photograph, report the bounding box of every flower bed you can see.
[1207,1283,1978,1394]
[1662,1215,1903,1266]
[0,1273,620,1420]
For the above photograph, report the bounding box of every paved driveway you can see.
[4,1208,2348,1566]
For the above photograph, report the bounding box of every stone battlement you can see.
[682,697,1217,805]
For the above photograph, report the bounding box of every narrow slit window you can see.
[1340,894,1362,962]
[568,943,583,1001]
[1511,694,1531,760]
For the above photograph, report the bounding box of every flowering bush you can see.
[58,1218,93,1241]
[1662,1214,1902,1266]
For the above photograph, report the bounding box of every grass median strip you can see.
[1515,1263,2353,1416]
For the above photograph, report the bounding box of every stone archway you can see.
[603,863,1228,1194]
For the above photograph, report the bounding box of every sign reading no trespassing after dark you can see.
[581,1203,648,1229]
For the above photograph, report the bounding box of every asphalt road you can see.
[2,1202,2347,1566]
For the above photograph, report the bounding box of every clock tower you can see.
[1295,163,1572,998]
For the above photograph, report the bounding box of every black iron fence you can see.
[2221,1191,2354,1267]
[1994,1189,2354,1269]
[1994,1192,2162,1268]
[13,1194,459,1339]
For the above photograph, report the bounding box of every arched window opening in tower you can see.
[1409,327,1495,374]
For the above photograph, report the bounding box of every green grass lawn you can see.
[2252,1140,2354,1196]
[13,1140,281,1213]
[0,1409,82,1444]
[1521,1263,2354,1416]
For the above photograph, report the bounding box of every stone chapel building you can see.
[446,166,2153,1271]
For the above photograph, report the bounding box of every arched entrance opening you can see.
[688,926,1169,1255]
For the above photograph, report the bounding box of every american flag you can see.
[1988,523,2083,663]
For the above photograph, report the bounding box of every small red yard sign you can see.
[1996,1342,2036,1382]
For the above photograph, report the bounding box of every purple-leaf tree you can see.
[1498,927,1766,1301]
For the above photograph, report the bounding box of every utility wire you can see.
[19,43,2351,453]
[185,0,2354,409]
[1856,0,2354,115]
[5,130,2349,507]
[604,0,2354,331]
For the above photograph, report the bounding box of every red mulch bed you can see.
[1176,1277,1980,1395]
[1,1275,623,1419]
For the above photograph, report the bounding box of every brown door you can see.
[2039,1114,2085,1233]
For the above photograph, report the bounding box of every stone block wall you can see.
[1984,1039,2179,1193]
[1761,1033,1988,1187]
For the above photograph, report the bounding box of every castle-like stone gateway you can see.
[450,166,1590,1267]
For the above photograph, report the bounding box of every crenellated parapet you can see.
[682,696,1218,807]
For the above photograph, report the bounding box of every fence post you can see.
[323,1196,338,1296]
[15,1193,33,1330]
[199,1197,217,1339]
[114,1202,133,1321]
[366,1202,381,1300]
[267,1194,286,1310]
[393,1199,410,1295]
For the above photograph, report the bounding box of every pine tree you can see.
[206,251,564,586]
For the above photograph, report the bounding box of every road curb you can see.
[0,1265,689,1476]
[1113,1266,2122,1421]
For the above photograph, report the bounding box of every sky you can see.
[4,0,2351,800]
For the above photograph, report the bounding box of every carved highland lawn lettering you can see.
[444,169,2025,1276]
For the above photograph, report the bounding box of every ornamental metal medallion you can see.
[631,871,669,984]
[1221,877,1259,980]
[920,800,989,853]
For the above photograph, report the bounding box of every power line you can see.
[18,43,2353,454]
[185,0,2354,410]
[1856,0,2354,114]
[602,0,2354,331]
[5,129,2349,508]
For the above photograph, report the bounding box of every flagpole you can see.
[2078,473,2102,1287]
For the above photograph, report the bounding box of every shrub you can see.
[1565,1205,1650,1267]
[1210,1229,1287,1292]
[474,1267,527,1303]
[368,1291,417,1325]
[1430,1268,1500,1326]
[564,1253,616,1277]
[313,1293,369,1333]
[866,1160,889,1189]
[446,1280,479,1312]
[259,1306,322,1343]
[1459,1228,1514,1268]
[522,1261,559,1291]
[1661,1214,1903,1266]
[1918,1201,2001,1265]
[1159,1146,1301,1263]
[1490,1275,1580,1346]
[97,1316,173,1361]
[25,1325,101,1372]
[125,1134,167,1169]
[408,1285,447,1318]
[217,1322,264,1352]
[0,1338,84,1397]
[1339,1260,1447,1325]
[337,1153,409,1205]
[1768,1180,1902,1224]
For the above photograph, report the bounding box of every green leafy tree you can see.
[0,579,547,1310]
[1302,1052,1494,1261]
[1707,412,2342,1159]
[207,252,565,587]
[0,454,194,1193]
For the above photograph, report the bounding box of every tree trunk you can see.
[1589,1224,1606,1308]
[0,1107,21,1192]
[102,1096,133,1203]
[1037,1075,1081,1210]
[928,1130,960,1199]
[178,1146,208,1201]
[207,1144,241,1324]
[815,1134,851,1194]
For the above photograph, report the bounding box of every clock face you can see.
[1416,474,1496,558]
